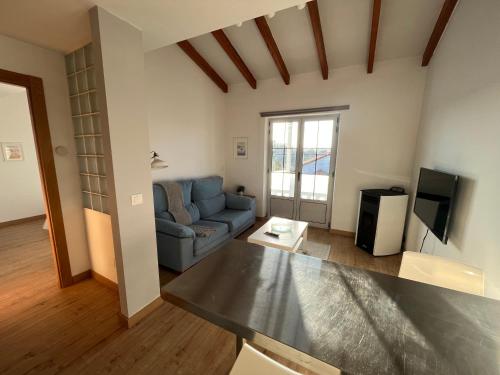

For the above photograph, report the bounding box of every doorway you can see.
[0,68,72,288]
[267,114,339,228]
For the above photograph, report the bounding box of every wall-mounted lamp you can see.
[151,151,168,169]
[297,3,306,10]
[267,12,276,19]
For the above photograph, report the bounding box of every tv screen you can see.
[414,168,459,244]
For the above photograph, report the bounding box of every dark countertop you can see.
[162,240,500,375]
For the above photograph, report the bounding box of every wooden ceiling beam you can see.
[307,0,328,79]
[212,29,257,89]
[177,40,228,93]
[367,0,381,74]
[422,0,458,66]
[254,16,290,85]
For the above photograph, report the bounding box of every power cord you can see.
[419,229,429,253]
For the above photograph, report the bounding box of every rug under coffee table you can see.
[247,216,308,252]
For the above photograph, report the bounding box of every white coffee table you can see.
[247,216,308,252]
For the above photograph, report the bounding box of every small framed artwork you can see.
[2,143,24,161]
[233,137,248,159]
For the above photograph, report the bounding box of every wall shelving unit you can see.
[65,44,109,213]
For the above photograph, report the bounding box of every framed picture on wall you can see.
[233,137,248,159]
[1,143,24,161]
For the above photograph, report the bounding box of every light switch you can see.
[131,193,143,206]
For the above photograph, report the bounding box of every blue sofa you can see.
[153,176,256,272]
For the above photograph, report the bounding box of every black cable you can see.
[419,229,429,253]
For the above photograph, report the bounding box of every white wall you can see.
[406,0,500,299]
[0,34,90,275]
[145,45,226,182]
[224,57,427,229]
[84,208,118,283]
[90,7,160,318]
[0,91,45,222]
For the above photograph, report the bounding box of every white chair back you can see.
[230,343,301,375]
[399,251,484,296]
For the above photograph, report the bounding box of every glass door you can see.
[297,117,337,227]
[269,119,299,219]
[268,115,338,228]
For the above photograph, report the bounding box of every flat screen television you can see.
[414,168,459,244]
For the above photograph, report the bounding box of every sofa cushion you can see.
[157,204,199,223]
[153,180,193,210]
[154,180,200,222]
[177,180,193,206]
[153,184,168,214]
[157,211,174,221]
[192,220,229,255]
[205,209,254,233]
[192,176,223,201]
[226,193,254,210]
[155,218,195,238]
[185,202,201,223]
[196,193,226,218]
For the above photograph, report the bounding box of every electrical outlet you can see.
[131,193,143,206]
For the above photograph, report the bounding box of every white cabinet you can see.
[355,190,408,256]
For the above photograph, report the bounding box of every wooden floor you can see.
[1,219,401,375]
[237,222,402,276]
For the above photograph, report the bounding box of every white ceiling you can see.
[0,0,95,53]
[0,82,26,99]
[189,0,443,85]
[0,0,310,53]
[0,0,443,86]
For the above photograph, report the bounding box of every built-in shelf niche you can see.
[65,44,109,214]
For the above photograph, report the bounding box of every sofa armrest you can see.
[225,193,255,210]
[155,218,195,238]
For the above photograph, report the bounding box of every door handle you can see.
[297,171,301,181]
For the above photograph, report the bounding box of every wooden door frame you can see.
[0,68,73,288]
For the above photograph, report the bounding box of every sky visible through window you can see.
[271,119,334,201]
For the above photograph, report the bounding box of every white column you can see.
[90,6,160,317]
